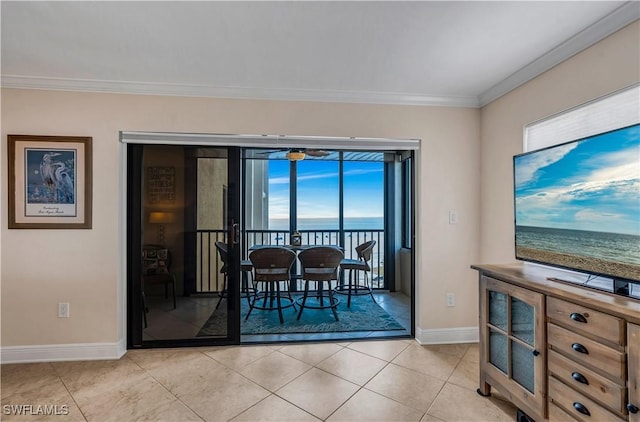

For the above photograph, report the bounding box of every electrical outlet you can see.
[446,293,455,307]
[449,210,458,224]
[58,302,70,318]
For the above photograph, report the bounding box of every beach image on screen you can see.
[514,124,640,281]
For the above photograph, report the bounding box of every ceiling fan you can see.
[259,148,331,161]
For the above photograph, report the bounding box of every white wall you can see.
[480,20,640,264]
[1,91,480,358]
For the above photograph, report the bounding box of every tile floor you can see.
[1,340,518,421]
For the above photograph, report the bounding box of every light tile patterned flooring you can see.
[1,340,518,421]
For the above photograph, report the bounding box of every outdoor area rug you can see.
[197,294,404,336]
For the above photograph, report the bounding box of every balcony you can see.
[195,229,385,293]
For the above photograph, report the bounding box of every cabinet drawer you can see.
[548,350,625,413]
[548,323,625,382]
[547,297,624,345]
[549,377,625,422]
[548,402,578,421]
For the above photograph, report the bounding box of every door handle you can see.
[231,223,240,245]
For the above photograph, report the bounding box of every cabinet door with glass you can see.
[629,323,640,422]
[478,276,546,421]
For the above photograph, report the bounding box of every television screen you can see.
[514,124,640,284]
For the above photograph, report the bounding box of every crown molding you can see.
[479,3,640,107]
[2,3,636,109]
[0,75,480,108]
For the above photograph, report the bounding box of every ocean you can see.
[269,217,383,231]
[515,226,640,265]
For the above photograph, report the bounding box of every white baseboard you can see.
[1,339,127,364]
[415,326,478,345]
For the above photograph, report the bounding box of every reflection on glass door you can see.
[128,144,241,347]
[189,149,232,339]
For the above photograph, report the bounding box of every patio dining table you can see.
[247,244,344,292]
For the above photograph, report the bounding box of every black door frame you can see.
[127,144,242,349]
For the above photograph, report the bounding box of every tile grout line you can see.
[422,346,471,421]
[221,346,348,421]
[317,350,397,421]
[49,363,90,422]
[125,354,207,421]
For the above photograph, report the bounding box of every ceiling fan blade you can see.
[305,149,330,157]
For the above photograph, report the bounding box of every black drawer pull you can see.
[570,312,587,323]
[628,403,639,414]
[532,350,540,356]
[571,343,589,354]
[571,372,589,385]
[573,402,590,416]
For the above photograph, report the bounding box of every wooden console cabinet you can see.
[473,263,640,421]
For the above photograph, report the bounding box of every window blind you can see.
[525,84,640,151]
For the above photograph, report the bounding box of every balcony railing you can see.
[196,229,385,293]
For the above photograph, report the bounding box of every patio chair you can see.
[214,241,254,310]
[336,240,377,306]
[297,246,344,321]
[247,246,297,324]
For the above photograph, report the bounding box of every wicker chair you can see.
[296,246,344,321]
[336,240,377,307]
[214,241,254,310]
[247,246,297,324]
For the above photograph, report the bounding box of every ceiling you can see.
[2,1,638,108]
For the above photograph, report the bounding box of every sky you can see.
[514,124,640,235]
[267,159,384,221]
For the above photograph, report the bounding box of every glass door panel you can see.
[511,297,534,345]
[296,159,339,245]
[128,144,241,347]
[489,291,507,331]
[244,158,289,247]
[343,161,384,287]
[511,340,535,393]
[193,152,229,336]
[489,328,508,374]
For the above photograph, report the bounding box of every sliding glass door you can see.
[127,144,242,348]
[124,132,418,346]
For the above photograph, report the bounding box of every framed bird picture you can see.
[7,135,92,229]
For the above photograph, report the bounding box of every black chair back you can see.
[214,241,228,274]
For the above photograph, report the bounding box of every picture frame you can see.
[8,135,92,229]
[146,166,175,204]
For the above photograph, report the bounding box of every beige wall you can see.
[1,90,480,346]
[480,20,640,264]
[2,19,637,350]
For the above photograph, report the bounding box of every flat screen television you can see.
[513,123,640,296]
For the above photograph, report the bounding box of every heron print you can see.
[26,148,76,206]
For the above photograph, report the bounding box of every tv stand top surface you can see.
[471,262,640,325]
